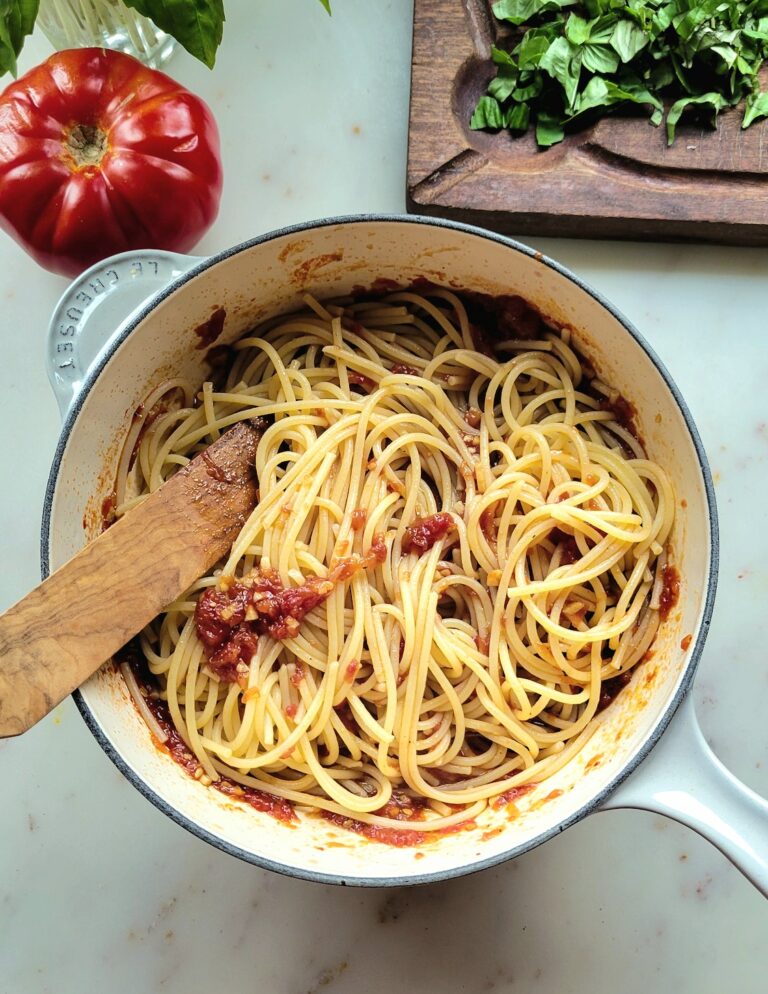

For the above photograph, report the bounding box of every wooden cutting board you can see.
[407,0,768,245]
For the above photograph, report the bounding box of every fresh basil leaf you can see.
[588,13,620,44]
[491,45,517,67]
[673,0,725,43]
[582,42,620,73]
[743,89,768,126]
[710,43,738,68]
[493,0,576,27]
[515,25,561,68]
[513,76,545,101]
[470,96,505,130]
[667,91,729,143]
[575,75,662,115]
[565,13,590,45]
[611,18,649,62]
[474,0,768,148]
[488,45,520,101]
[535,112,565,146]
[123,0,225,69]
[489,74,520,102]
[649,61,675,88]
[505,102,531,130]
[539,36,582,109]
[317,0,331,11]
[0,0,38,77]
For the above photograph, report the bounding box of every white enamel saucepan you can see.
[42,216,768,892]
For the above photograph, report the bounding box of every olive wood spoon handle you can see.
[0,421,262,737]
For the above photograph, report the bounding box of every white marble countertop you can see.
[1,1,766,990]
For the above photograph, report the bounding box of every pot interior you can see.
[46,218,714,884]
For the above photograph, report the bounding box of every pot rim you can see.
[40,213,719,887]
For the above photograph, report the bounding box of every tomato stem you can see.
[64,124,108,168]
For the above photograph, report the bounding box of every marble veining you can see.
[0,1,766,992]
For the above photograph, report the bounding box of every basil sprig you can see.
[0,0,331,77]
[472,0,768,147]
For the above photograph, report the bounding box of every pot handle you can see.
[46,249,204,420]
[600,691,768,897]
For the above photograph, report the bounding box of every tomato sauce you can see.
[100,491,117,530]
[118,647,297,824]
[321,790,474,847]
[600,393,643,447]
[350,509,367,531]
[490,784,534,810]
[659,563,681,620]
[479,506,497,543]
[193,306,226,349]
[597,670,632,712]
[195,540,387,680]
[348,370,375,390]
[403,513,455,554]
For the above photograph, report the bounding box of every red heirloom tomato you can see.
[0,48,223,277]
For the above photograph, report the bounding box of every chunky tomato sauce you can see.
[195,539,387,682]
[402,512,455,554]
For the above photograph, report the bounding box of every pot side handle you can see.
[46,250,204,420]
[600,692,768,898]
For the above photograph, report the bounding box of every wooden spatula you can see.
[0,420,262,737]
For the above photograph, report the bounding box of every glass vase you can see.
[37,0,177,69]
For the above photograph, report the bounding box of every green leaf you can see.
[488,45,519,101]
[491,45,518,67]
[123,0,225,69]
[564,13,590,45]
[470,95,505,130]
[582,42,620,73]
[515,25,561,68]
[0,0,39,77]
[574,75,662,116]
[492,0,576,27]
[743,89,768,126]
[673,0,726,43]
[611,18,649,62]
[512,75,544,101]
[535,111,565,146]
[587,14,619,44]
[710,43,738,68]
[476,0,768,149]
[666,91,729,144]
[505,102,531,130]
[489,73,520,102]
[317,0,332,11]
[539,35,582,108]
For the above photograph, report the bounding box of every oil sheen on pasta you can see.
[116,287,675,839]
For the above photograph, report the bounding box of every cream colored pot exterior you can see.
[42,217,767,892]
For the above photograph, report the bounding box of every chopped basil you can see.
[471,1,768,148]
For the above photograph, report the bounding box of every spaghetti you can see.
[117,287,675,836]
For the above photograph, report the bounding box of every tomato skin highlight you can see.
[0,48,223,277]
